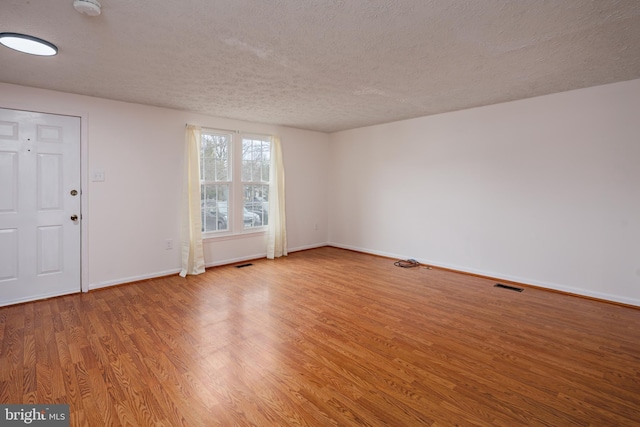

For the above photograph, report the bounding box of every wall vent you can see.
[494,283,524,292]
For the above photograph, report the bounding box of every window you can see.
[200,130,270,235]
[200,132,230,232]
[242,136,270,230]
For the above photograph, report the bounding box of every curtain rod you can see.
[185,123,273,138]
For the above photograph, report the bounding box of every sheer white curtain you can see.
[180,125,205,277]
[267,135,287,259]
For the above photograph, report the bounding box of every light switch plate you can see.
[92,170,105,182]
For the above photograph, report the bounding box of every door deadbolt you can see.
[70,189,78,196]
[70,215,78,221]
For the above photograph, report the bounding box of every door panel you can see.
[38,153,63,210]
[0,108,81,306]
[0,151,18,212]
[0,229,18,281]
[38,225,63,274]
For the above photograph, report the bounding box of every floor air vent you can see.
[235,263,253,268]
[494,283,524,292]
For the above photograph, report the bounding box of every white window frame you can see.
[201,129,270,239]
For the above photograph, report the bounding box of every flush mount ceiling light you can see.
[0,32,58,56]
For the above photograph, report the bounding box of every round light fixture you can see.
[73,0,102,16]
[0,33,58,56]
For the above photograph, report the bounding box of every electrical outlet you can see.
[165,239,173,250]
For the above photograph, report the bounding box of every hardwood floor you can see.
[1,246,639,426]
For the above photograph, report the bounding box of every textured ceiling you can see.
[1,0,639,133]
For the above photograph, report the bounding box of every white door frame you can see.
[1,101,89,293]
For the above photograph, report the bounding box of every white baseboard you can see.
[288,242,329,252]
[86,241,638,308]
[205,253,266,268]
[0,289,79,308]
[328,242,640,308]
[88,268,182,291]
[203,242,329,267]
[88,242,331,291]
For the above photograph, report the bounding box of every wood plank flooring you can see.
[1,246,639,426]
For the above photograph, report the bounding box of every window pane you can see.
[243,184,269,228]
[242,137,270,182]
[261,142,270,181]
[242,139,253,181]
[201,184,229,232]
[201,133,230,182]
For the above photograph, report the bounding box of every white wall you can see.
[328,79,640,306]
[0,83,330,289]
[3,79,638,305]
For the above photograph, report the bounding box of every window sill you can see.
[202,228,267,242]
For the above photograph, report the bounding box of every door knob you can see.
[70,215,78,221]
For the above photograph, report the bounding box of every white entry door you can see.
[0,108,81,306]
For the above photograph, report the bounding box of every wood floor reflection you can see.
[1,247,639,426]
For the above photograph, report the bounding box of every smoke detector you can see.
[73,0,101,17]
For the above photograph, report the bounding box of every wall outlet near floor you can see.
[165,239,173,250]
